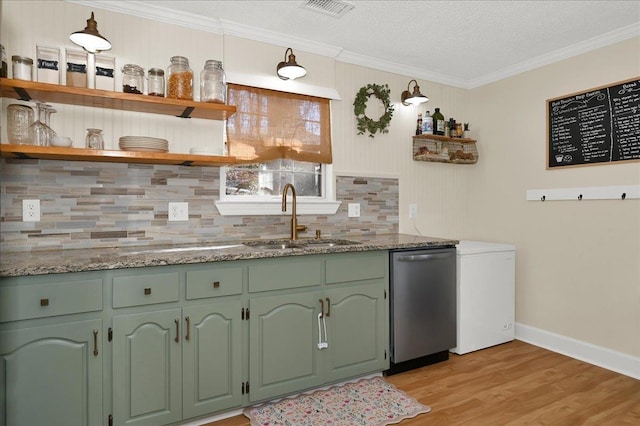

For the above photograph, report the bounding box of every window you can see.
[216,84,340,216]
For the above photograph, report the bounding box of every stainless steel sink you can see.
[242,240,305,250]
[304,239,360,248]
[123,244,244,255]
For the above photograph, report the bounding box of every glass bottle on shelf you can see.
[200,60,226,103]
[147,68,165,97]
[167,56,193,100]
[432,108,445,136]
[28,101,50,146]
[7,104,34,145]
[122,64,144,94]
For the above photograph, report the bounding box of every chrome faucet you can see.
[282,183,307,240]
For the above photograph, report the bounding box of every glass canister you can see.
[12,55,33,81]
[85,128,104,150]
[166,56,193,100]
[147,68,165,97]
[122,64,144,94]
[7,104,34,145]
[200,60,226,104]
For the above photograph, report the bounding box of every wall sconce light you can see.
[276,48,307,80]
[69,12,112,53]
[401,79,429,106]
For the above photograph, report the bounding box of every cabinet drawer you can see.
[0,279,102,322]
[113,272,179,308]
[186,267,243,299]
[326,251,387,284]
[248,257,323,292]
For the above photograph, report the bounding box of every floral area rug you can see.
[243,376,431,426]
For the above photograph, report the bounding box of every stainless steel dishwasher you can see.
[387,246,456,375]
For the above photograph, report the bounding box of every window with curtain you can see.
[224,84,332,198]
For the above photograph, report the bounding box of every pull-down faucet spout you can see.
[282,183,307,240]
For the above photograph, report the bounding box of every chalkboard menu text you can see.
[547,77,640,168]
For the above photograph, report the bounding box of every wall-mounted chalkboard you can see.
[547,77,640,169]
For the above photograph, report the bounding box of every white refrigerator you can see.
[452,240,516,355]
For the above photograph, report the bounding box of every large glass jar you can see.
[122,64,144,94]
[166,56,193,100]
[7,104,34,145]
[200,60,226,104]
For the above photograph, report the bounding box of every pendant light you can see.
[401,79,429,106]
[276,48,307,80]
[69,12,112,53]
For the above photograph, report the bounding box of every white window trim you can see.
[215,164,341,216]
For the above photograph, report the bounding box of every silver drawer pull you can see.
[144,288,151,295]
[40,298,49,307]
[213,281,220,289]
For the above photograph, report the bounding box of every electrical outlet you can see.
[348,203,360,218]
[23,199,41,222]
[168,202,189,221]
[409,203,418,219]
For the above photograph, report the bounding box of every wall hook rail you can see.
[526,185,640,202]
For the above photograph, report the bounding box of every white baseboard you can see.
[515,322,640,380]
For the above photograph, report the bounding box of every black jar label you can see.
[96,66,114,78]
[38,59,58,71]
[67,62,87,74]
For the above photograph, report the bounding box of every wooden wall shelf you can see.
[412,134,479,164]
[1,78,236,120]
[0,144,236,167]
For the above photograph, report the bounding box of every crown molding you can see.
[468,22,640,88]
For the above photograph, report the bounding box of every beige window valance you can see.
[226,84,332,164]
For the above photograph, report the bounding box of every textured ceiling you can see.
[85,0,640,88]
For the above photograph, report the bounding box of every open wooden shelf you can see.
[0,144,236,167]
[1,78,236,120]
[412,134,479,164]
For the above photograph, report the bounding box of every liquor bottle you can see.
[432,108,445,135]
[416,113,422,135]
[422,110,433,134]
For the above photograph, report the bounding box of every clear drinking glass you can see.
[7,104,34,145]
[43,104,57,145]
[85,128,104,150]
[29,101,50,146]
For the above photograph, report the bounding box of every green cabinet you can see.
[111,265,244,425]
[0,273,104,426]
[248,251,389,403]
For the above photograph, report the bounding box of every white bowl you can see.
[51,136,73,147]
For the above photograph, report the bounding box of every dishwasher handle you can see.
[396,252,453,262]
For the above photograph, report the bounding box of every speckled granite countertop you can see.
[0,234,458,278]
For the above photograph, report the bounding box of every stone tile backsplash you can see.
[0,159,398,252]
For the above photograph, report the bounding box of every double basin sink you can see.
[243,238,360,250]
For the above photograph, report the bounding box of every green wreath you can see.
[353,83,394,138]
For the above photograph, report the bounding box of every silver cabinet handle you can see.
[396,253,453,262]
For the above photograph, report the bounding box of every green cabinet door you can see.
[183,301,242,419]
[249,292,322,402]
[112,309,182,426]
[0,319,102,426]
[325,282,388,382]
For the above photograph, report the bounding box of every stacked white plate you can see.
[119,136,169,153]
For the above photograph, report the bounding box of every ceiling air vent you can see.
[301,0,355,18]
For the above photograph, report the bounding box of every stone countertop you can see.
[0,234,458,278]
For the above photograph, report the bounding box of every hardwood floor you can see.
[201,340,640,425]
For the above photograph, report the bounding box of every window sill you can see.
[215,199,342,216]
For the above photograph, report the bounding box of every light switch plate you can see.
[23,199,40,222]
[348,203,360,218]
[168,202,189,221]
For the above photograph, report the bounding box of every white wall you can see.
[467,37,640,359]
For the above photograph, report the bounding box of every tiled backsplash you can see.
[0,159,398,252]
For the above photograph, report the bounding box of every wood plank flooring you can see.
[201,340,640,425]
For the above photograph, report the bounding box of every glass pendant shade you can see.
[276,48,306,80]
[69,12,112,53]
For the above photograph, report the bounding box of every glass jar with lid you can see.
[147,68,165,97]
[122,64,144,94]
[166,56,193,100]
[12,55,33,81]
[200,60,226,104]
